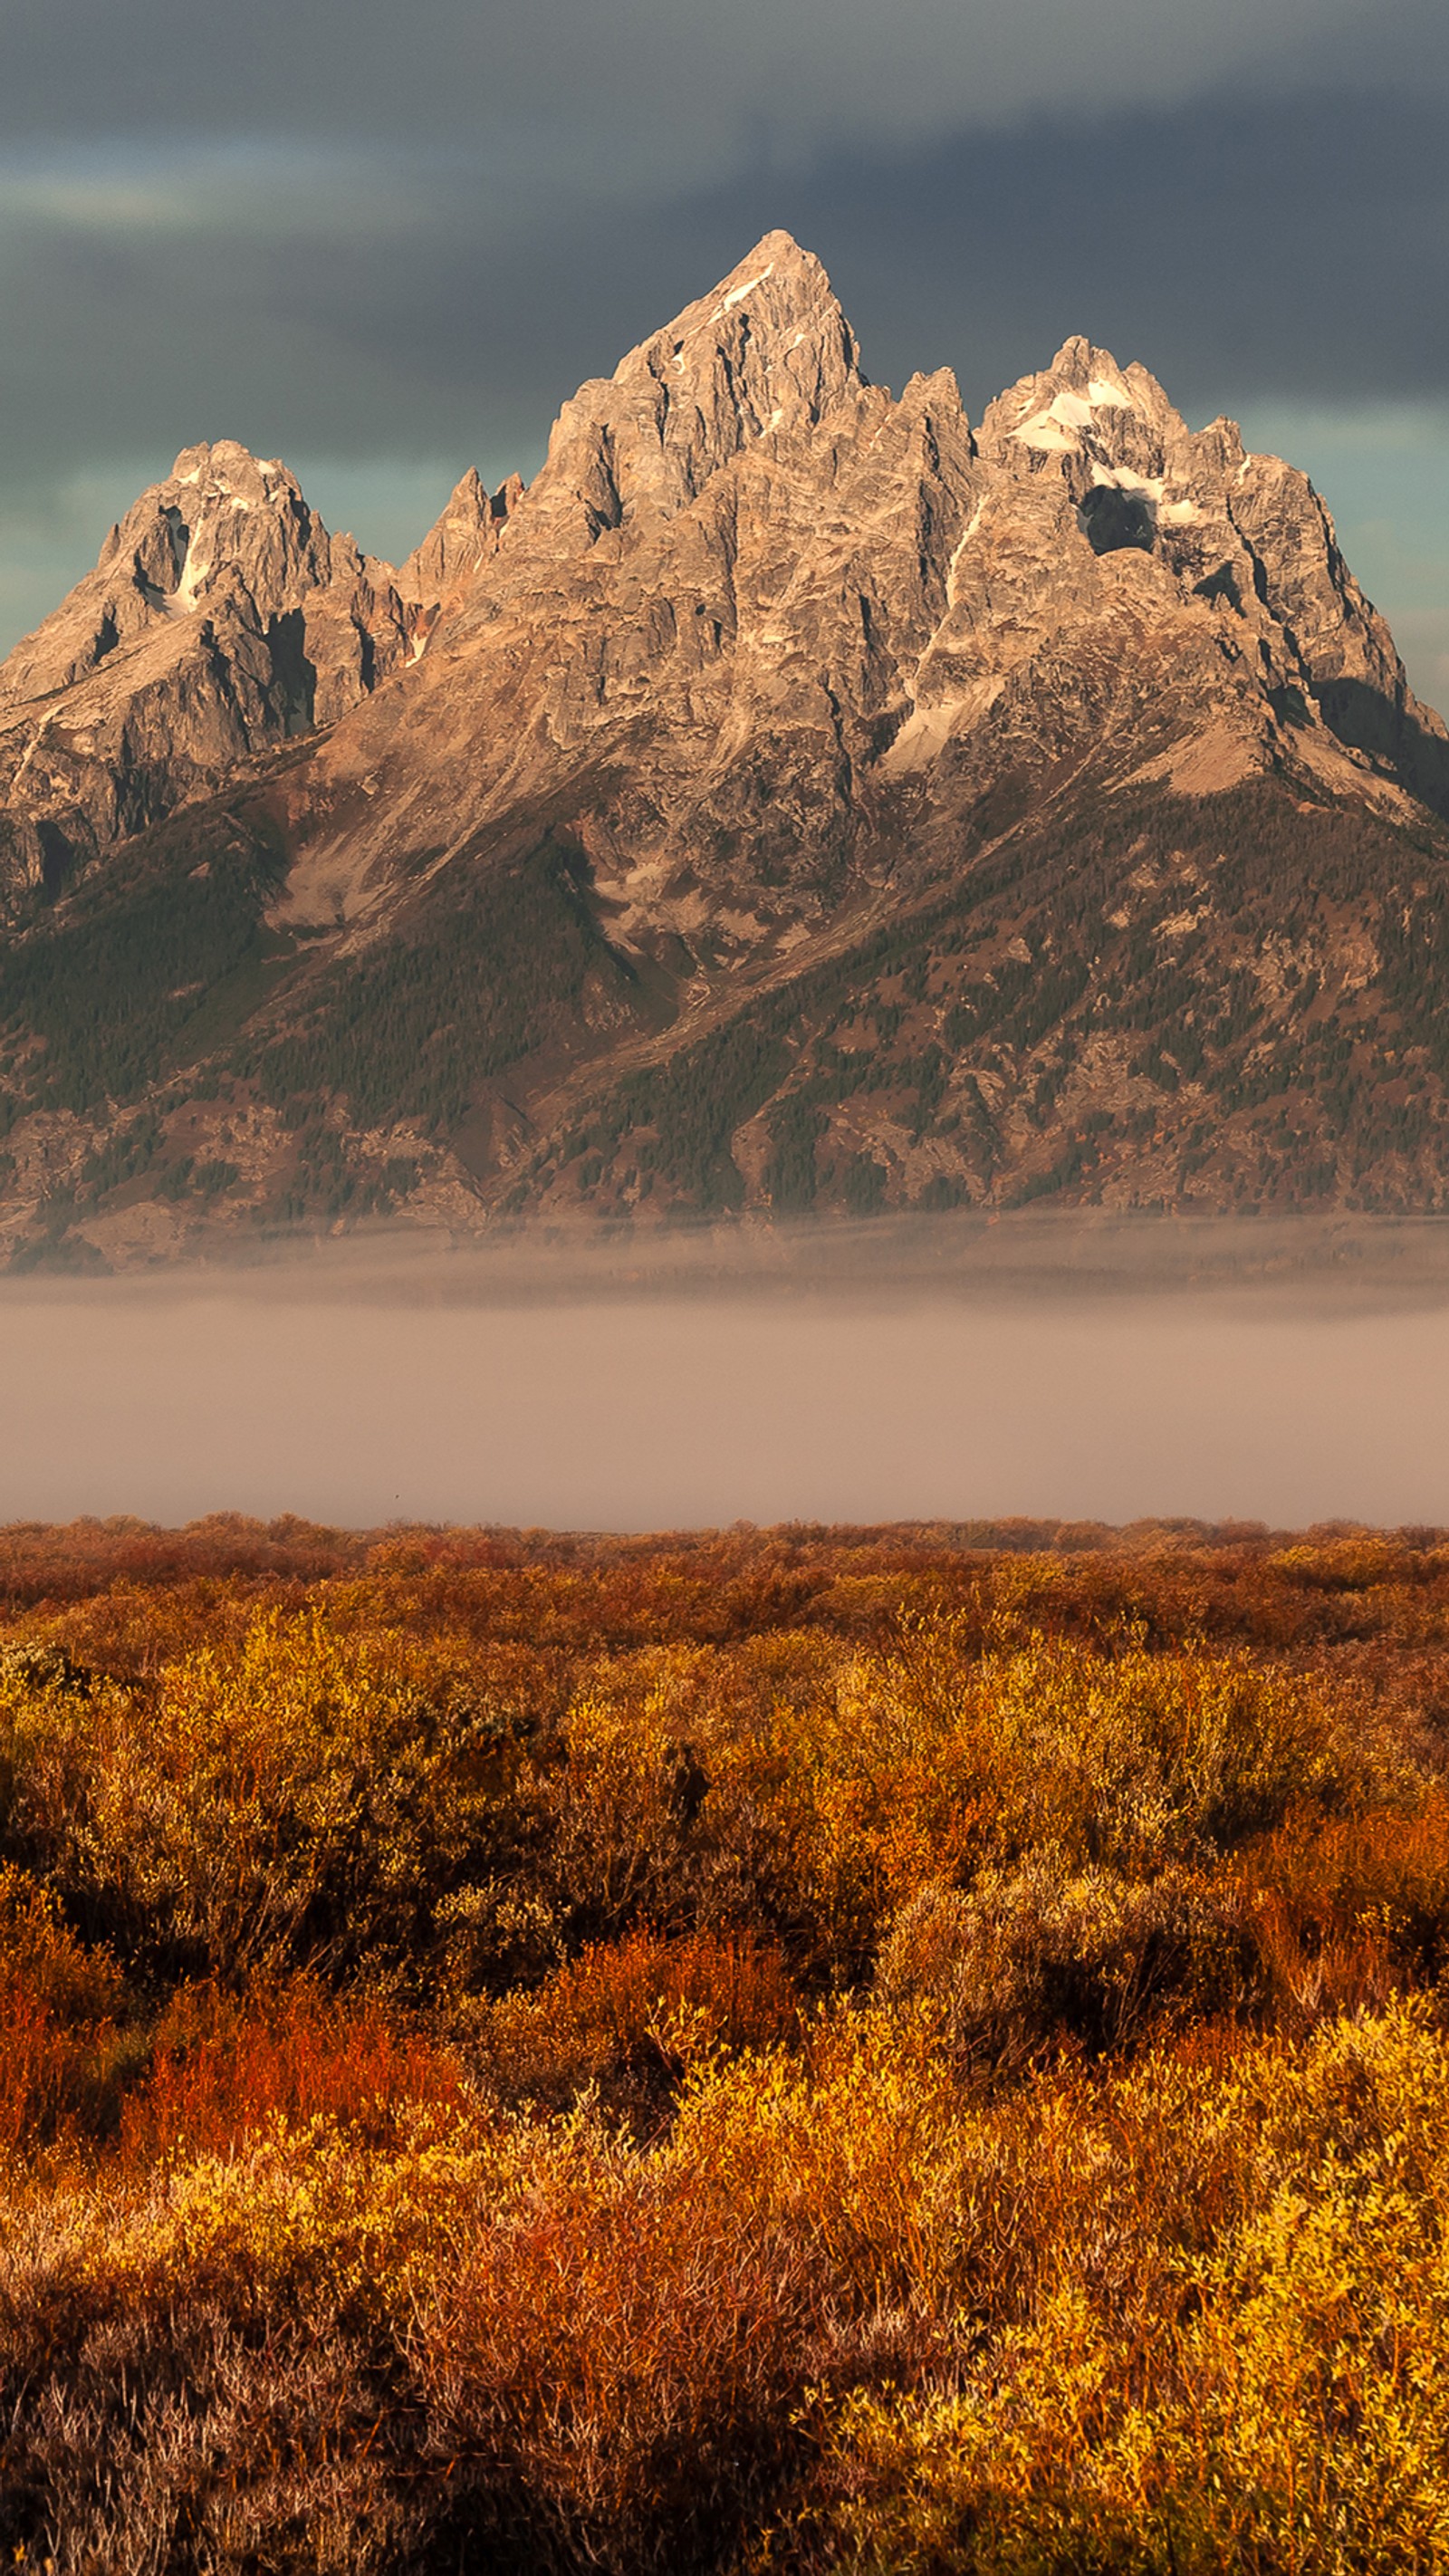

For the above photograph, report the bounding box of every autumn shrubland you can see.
[2,1513,1449,2568]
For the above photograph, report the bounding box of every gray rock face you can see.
[1,233,1447,1256]
[6,243,1440,916]
[296,236,981,937]
[275,245,1445,973]
[397,467,523,614]
[0,442,423,889]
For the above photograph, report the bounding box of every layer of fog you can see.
[5,1216,1449,1530]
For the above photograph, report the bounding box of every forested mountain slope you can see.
[1,234,1446,1264]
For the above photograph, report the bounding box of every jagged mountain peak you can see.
[512,231,868,556]
[4,235,1449,1263]
[624,227,866,442]
[641,228,856,377]
[397,466,522,614]
[980,338,1187,482]
[165,438,295,496]
[0,441,422,888]
[712,226,827,284]
[1045,333,1137,395]
[1,441,349,715]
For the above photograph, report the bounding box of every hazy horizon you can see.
[7,1217,1449,1529]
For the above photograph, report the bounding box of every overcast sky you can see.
[1,0,1444,706]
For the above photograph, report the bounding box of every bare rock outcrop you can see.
[274,244,1445,982]
[971,335,1448,800]
[0,443,419,890]
[290,235,980,939]
[397,466,523,614]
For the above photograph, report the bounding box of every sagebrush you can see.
[1,1513,1448,2571]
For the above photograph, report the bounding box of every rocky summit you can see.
[1,229,1448,1265]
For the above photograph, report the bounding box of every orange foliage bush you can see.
[485,1926,801,2106]
[119,1977,467,2166]
[0,1864,124,2154]
[0,1518,1445,2569]
[416,2167,812,2569]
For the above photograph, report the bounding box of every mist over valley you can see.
[6,1216,1449,1527]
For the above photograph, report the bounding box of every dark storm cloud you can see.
[1,80,1444,503]
[693,88,1449,419]
[0,0,1405,154]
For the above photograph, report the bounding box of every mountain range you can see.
[2,230,1447,1266]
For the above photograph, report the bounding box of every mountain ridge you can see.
[2,230,1448,1267]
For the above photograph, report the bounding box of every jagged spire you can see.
[397,466,523,607]
[976,334,1191,495]
[635,229,865,428]
[518,230,868,549]
[0,442,346,707]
